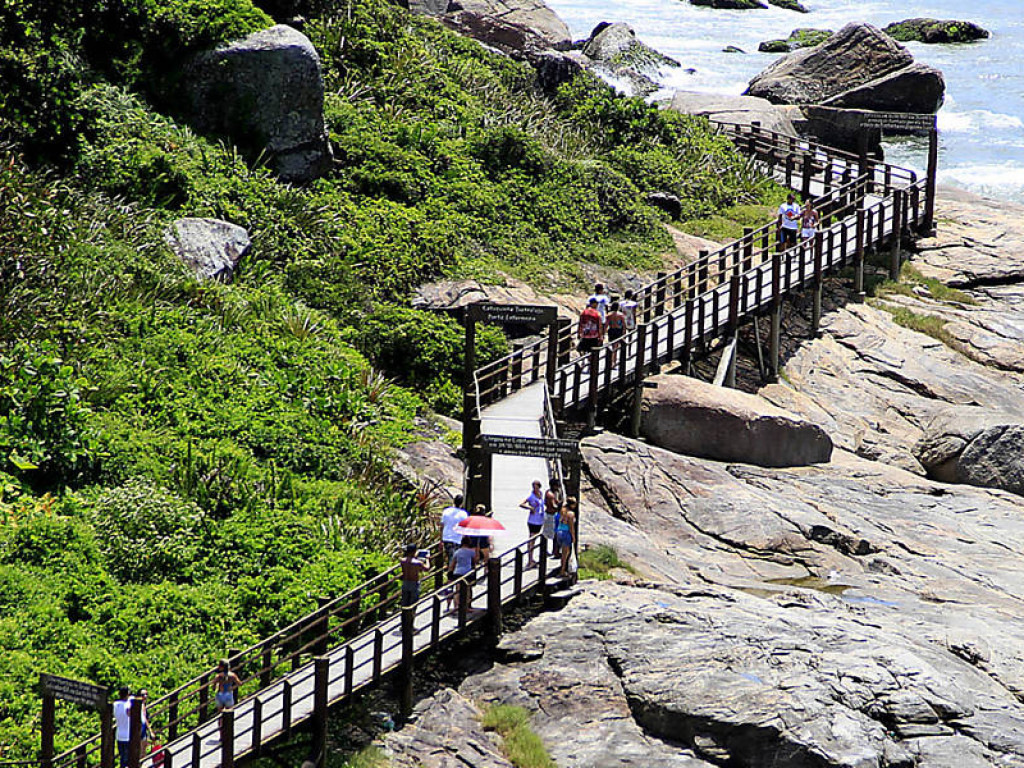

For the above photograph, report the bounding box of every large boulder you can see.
[442,0,572,53]
[885,18,990,45]
[185,25,331,183]
[791,105,884,156]
[640,374,833,467]
[915,408,1024,496]
[579,22,680,97]
[668,91,799,136]
[690,0,767,8]
[759,28,833,54]
[746,22,944,113]
[164,218,250,282]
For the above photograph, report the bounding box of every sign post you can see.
[40,675,110,768]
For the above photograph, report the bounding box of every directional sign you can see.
[467,303,558,326]
[480,434,580,461]
[860,112,937,132]
[40,675,108,711]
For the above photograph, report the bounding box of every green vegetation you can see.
[335,746,391,768]
[871,263,977,305]
[481,704,556,768]
[578,544,636,581]
[0,0,779,756]
[677,203,776,242]
[869,302,956,348]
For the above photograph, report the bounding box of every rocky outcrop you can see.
[164,218,250,282]
[434,0,572,53]
[641,374,833,467]
[690,0,766,8]
[578,22,680,97]
[668,91,798,136]
[185,25,331,183]
[759,28,833,54]
[746,23,945,114]
[790,105,884,157]
[768,0,808,11]
[915,408,1024,495]
[885,18,990,45]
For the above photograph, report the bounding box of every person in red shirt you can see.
[577,298,604,354]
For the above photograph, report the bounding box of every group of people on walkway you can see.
[578,283,637,357]
[777,193,819,250]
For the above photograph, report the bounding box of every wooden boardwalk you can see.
[39,119,930,768]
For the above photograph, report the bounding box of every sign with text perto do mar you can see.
[40,674,109,711]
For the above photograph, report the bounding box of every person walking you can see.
[467,504,493,564]
[137,690,152,755]
[620,289,638,332]
[440,494,468,564]
[520,480,545,567]
[447,538,478,613]
[605,301,626,364]
[543,478,561,558]
[587,283,610,323]
[777,193,801,251]
[113,687,132,768]
[800,198,819,242]
[557,497,577,578]
[213,659,241,721]
[577,298,603,355]
[400,544,429,607]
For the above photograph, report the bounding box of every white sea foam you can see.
[939,109,1024,133]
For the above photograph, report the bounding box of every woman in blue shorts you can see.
[557,497,577,577]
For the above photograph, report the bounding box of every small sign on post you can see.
[40,675,109,711]
[40,675,111,768]
[467,303,558,326]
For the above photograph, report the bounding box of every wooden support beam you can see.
[890,189,904,281]
[399,609,414,719]
[487,558,503,639]
[220,710,235,768]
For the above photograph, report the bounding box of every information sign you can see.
[40,674,108,711]
[467,303,558,326]
[860,112,937,132]
[480,434,580,461]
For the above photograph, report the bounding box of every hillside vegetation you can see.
[0,0,775,756]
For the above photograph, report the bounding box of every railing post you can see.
[100,704,114,768]
[770,251,782,381]
[697,250,709,295]
[514,547,524,598]
[221,709,235,768]
[372,629,384,683]
[191,733,201,768]
[538,538,548,593]
[399,608,415,718]
[458,580,469,629]
[546,319,559,391]
[890,189,904,280]
[587,348,600,431]
[260,648,272,688]
[315,597,331,656]
[128,697,142,768]
[811,232,824,335]
[282,680,292,737]
[487,558,503,639]
[198,673,210,725]
[922,128,938,235]
[655,273,667,314]
[510,346,523,392]
[252,696,263,758]
[344,645,355,698]
[742,227,753,271]
[802,153,814,200]
[312,656,329,767]
[431,594,442,648]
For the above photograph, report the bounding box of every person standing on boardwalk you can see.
[557,497,577,578]
[777,193,801,251]
[447,538,478,613]
[440,494,468,564]
[137,690,153,755]
[400,544,429,607]
[543,477,561,557]
[587,283,610,323]
[468,504,493,564]
[520,479,545,567]
[605,301,626,364]
[213,659,241,718]
[801,198,819,242]
[113,687,132,768]
[577,298,603,355]
[620,289,638,332]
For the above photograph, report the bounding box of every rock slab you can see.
[668,91,798,136]
[641,374,832,467]
[186,25,331,183]
[746,22,944,113]
[164,218,250,282]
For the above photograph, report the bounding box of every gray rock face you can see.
[641,374,833,466]
[746,22,944,113]
[916,408,1024,495]
[384,688,513,768]
[578,22,679,97]
[668,91,799,135]
[186,25,331,183]
[164,218,250,282]
[443,0,572,53]
[792,105,884,157]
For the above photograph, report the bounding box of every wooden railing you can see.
[472,121,927,416]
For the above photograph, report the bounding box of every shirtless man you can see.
[400,544,430,607]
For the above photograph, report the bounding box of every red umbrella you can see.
[453,516,506,536]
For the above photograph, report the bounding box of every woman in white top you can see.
[801,200,820,241]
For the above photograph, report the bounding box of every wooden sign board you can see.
[467,303,558,326]
[480,434,580,461]
[40,674,108,711]
[860,112,937,132]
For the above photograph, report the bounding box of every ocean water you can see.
[545,0,1024,201]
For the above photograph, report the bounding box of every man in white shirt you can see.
[777,193,802,251]
[113,687,132,768]
[620,289,639,331]
[586,283,610,323]
[440,494,468,562]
